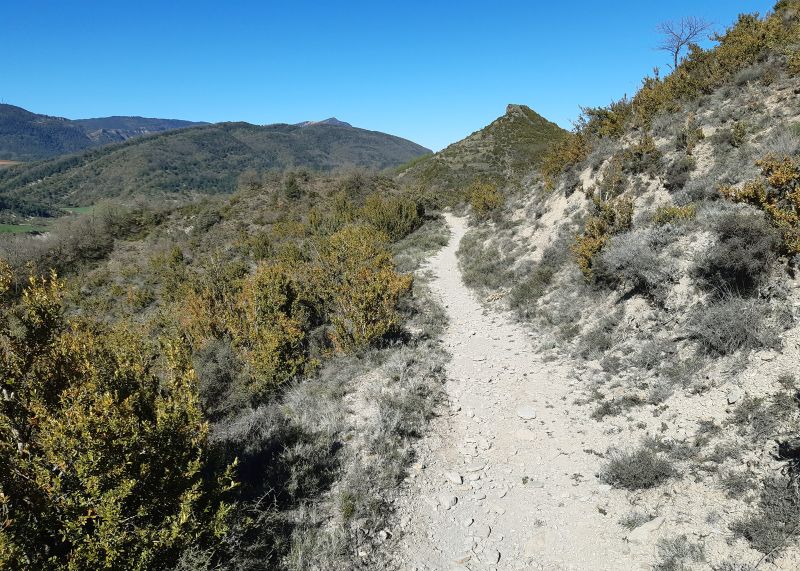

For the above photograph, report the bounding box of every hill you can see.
[453,3,800,568]
[0,103,204,161]
[397,103,566,193]
[72,115,206,145]
[0,120,431,215]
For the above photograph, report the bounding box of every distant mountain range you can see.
[0,118,431,217]
[0,104,206,161]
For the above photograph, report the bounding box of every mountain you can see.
[295,117,353,128]
[72,116,206,145]
[0,104,204,161]
[397,103,566,192]
[0,120,431,213]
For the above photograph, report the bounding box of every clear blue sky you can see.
[1,0,776,151]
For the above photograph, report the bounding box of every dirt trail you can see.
[393,214,649,570]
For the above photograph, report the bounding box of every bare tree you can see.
[657,17,712,70]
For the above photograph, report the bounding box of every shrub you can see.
[468,181,504,218]
[652,203,697,225]
[721,155,800,254]
[763,125,800,157]
[540,132,591,189]
[509,264,555,314]
[595,229,675,299]
[318,225,413,351]
[0,268,233,569]
[576,98,633,139]
[621,134,662,176]
[716,121,747,148]
[654,535,705,571]
[676,121,704,156]
[731,475,800,555]
[789,50,800,75]
[233,260,319,398]
[193,336,249,420]
[693,210,779,293]
[360,193,424,241]
[601,446,674,490]
[688,294,778,355]
[572,194,634,280]
[664,156,696,191]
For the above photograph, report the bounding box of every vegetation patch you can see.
[601,446,675,490]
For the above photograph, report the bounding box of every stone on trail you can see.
[471,523,491,539]
[524,534,547,557]
[627,516,665,544]
[516,405,537,420]
[439,494,458,509]
[726,387,744,404]
[483,549,501,564]
[445,471,463,485]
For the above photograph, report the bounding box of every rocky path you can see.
[393,214,649,570]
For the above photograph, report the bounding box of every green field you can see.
[0,223,47,233]
[63,206,95,215]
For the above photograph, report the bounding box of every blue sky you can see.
[1,0,776,151]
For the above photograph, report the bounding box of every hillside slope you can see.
[0,103,204,161]
[398,103,566,193]
[449,3,800,568]
[0,121,431,213]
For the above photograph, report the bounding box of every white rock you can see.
[516,405,537,420]
[524,535,546,556]
[445,471,463,485]
[471,523,491,539]
[439,494,458,509]
[727,387,744,404]
[483,549,501,564]
[627,516,665,544]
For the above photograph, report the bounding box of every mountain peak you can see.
[296,117,352,128]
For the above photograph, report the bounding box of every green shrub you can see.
[318,225,413,352]
[721,155,800,254]
[540,133,591,189]
[652,203,696,225]
[572,193,634,280]
[621,134,662,176]
[468,181,504,218]
[361,193,423,241]
[0,269,233,569]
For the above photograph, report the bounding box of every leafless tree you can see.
[657,17,712,70]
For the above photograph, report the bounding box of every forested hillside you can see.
[0,121,431,218]
[0,103,204,161]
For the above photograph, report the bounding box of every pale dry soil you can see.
[392,214,648,570]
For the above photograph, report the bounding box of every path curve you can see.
[393,214,647,570]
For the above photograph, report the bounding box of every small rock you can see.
[471,523,491,539]
[628,516,665,544]
[462,517,474,528]
[464,461,486,473]
[516,405,537,420]
[483,549,501,564]
[445,471,463,485]
[439,494,458,509]
[727,387,744,405]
